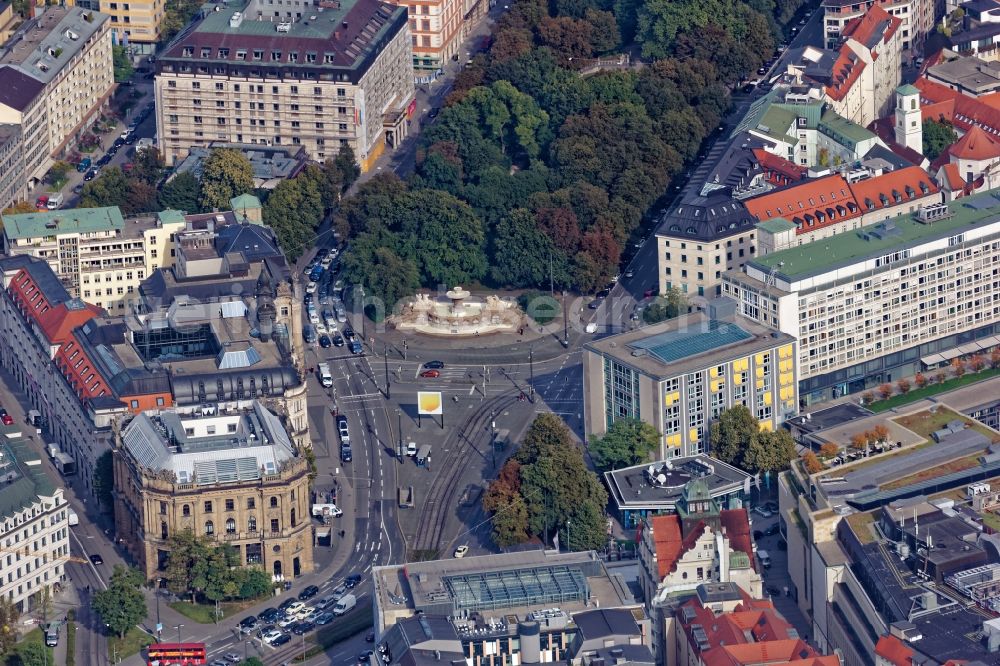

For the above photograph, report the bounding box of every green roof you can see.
[2,206,124,240]
[751,190,1000,282]
[157,209,186,225]
[757,217,797,234]
[230,194,262,211]
[897,83,920,96]
[757,105,799,145]
[0,436,56,520]
[818,110,876,149]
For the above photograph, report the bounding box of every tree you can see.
[3,201,36,215]
[862,390,874,405]
[263,178,317,260]
[709,405,757,467]
[93,451,113,511]
[334,144,361,191]
[199,149,254,211]
[491,209,557,287]
[125,179,159,216]
[0,596,18,654]
[642,287,687,323]
[130,148,165,186]
[80,166,130,210]
[818,442,839,459]
[935,369,948,384]
[896,378,911,394]
[914,372,928,389]
[12,639,53,666]
[993,347,1000,369]
[340,228,420,310]
[48,160,72,185]
[240,659,265,666]
[112,45,134,83]
[163,530,213,601]
[517,412,575,464]
[802,451,823,474]
[922,119,958,160]
[871,424,890,443]
[969,353,986,372]
[483,460,530,547]
[952,357,966,378]
[92,565,147,638]
[850,432,869,451]
[743,428,797,474]
[159,171,202,212]
[560,499,607,551]
[878,383,893,400]
[588,417,659,470]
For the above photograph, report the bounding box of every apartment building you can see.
[394,0,462,80]
[934,125,1000,199]
[154,0,414,173]
[0,69,48,208]
[822,0,932,54]
[722,190,1000,405]
[0,7,113,162]
[1,206,184,312]
[114,401,313,580]
[0,436,71,611]
[100,0,165,53]
[582,306,797,458]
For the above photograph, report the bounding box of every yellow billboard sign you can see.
[417,391,443,415]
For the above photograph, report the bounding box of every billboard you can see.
[417,391,443,415]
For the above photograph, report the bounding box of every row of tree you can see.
[483,414,609,550]
[163,531,273,605]
[337,0,796,304]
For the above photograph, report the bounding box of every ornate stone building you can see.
[113,401,313,581]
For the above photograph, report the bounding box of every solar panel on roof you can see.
[962,192,1000,210]
[629,320,753,364]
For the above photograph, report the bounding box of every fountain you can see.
[390,287,524,336]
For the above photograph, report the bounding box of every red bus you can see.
[146,643,207,665]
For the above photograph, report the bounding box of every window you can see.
[225,499,234,511]
[205,521,214,535]
[161,522,168,539]
[248,516,257,532]
[226,518,236,534]
[290,508,297,527]
[270,519,279,533]
[159,502,167,515]
[270,496,278,508]
[182,504,190,516]
[247,498,256,509]
[204,501,213,513]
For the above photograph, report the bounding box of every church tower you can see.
[895,84,923,154]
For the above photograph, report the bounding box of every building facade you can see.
[0,436,71,612]
[822,0,932,55]
[723,192,1000,404]
[583,308,798,458]
[2,206,184,312]
[0,7,114,162]
[395,0,463,80]
[0,69,48,208]
[114,402,313,580]
[154,0,414,173]
[101,0,165,53]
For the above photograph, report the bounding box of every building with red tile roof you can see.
[875,635,915,665]
[672,585,841,666]
[752,148,807,187]
[922,121,1000,199]
[638,480,761,611]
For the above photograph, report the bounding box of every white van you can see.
[406,441,417,457]
[67,509,79,526]
[758,549,772,569]
[318,363,333,388]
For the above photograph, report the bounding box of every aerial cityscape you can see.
[3,0,1000,663]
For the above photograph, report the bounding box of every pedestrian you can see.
[783,585,789,597]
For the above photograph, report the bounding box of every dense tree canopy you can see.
[92,566,147,639]
[923,118,958,160]
[710,405,797,474]
[589,417,659,470]
[200,149,255,211]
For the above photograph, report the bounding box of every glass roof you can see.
[443,565,589,612]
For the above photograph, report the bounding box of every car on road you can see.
[752,506,773,518]
[211,660,229,666]
[453,545,469,558]
[0,409,12,426]
[238,616,258,630]
[359,650,374,662]
[271,633,292,646]
[423,360,445,369]
[291,621,315,635]
[345,573,362,588]
[315,596,336,610]
[337,415,349,440]
[89,554,103,565]
[332,333,344,347]
[428,107,440,119]
[331,583,348,599]
[763,501,778,512]
[624,269,634,279]
[319,334,332,348]
[224,653,241,663]
[365,631,376,643]
[258,608,281,623]
[420,369,440,378]
[298,585,320,600]
[314,612,335,625]
[84,168,99,181]
[587,300,601,310]
[596,289,610,298]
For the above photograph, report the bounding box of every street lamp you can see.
[174,624,183,645]
[566,519,572,553]
[384,342,391,399]
[528,347,535,402]
[490,410,497,469]
[396,408,403,463]
[155,577,161,640]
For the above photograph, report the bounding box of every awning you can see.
[939,347,964,362]
[958,342,982,355]
[921,354,944,366]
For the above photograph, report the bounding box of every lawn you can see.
[845,510,878,544]
[2,628,53,666]
[880,449,986,490]
[893,407,1000,443]
[168,598,262,624]
[107,626,153,662]
[868,367,1000,412]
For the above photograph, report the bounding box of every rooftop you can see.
[749,189,1000,284]
[0,66,45,112]
[0,7,108,85]
[159,0,406,73]
[120,401,296,483]
[2,206,125,240]
[604,456,750,512]
[172,145,308,189]
[584,310,795,379]
[786,403,874,436]
[927,54,1000,93]
[0,435,59,521]
[373,550,639,630]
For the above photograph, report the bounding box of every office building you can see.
[723,191,1000,404]
[0,68,47,209]
[114,401,313,580]
[1,206,185,312]
[155,0,414,173]
[0,7,113,167]
[0,435,71,612]
[393,0,462,81]
[604,455,750,529]
[821,0,933,55]
[372,549,648,665]
[582,306,798,458]
[100,0,164,53]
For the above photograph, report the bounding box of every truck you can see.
[318,362,333,388]
[44,623,60,647]
[46,192,64,210]
[53,451,76,476]
[46,443,60,459]
[67,509,79,526]
[397,485,414,508]
[332,593,356,615]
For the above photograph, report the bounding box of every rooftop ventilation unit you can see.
[229,11,244,28]
[276,21,291,32]
[915,202,953,224]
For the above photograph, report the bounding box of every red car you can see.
[644,286,658,298]
[0,410,12,426]
[419,369,441,378]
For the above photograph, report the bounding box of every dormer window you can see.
[201,47,211,58]
[182,46,194,57]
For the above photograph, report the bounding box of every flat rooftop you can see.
[604,456,750,511]
[172,145,307,185]
[0,6,107,84]
[584,311,794,379]
[0,435,58,520]
[928,55,1000,92]
[787,403,874,436]
[3,206,125,240]
[749,190,1000,283]
[373,550,639,630]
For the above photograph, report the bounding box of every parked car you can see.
[271,633,292,646]
[238,616,258,630]
[319,334,332,348]
[262,630,283,645]
[290,621,315,635]
[298,585,320,601]
[224,653,242,663]
[453,545,469,558]
[752,506,773,518]
[258,608,281,623]
[337,415,349,440]
[0,409,13,426]
[332,333,344,347]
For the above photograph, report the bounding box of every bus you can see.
[146,643,207,665]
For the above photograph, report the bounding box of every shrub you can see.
[878,383,893,400]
